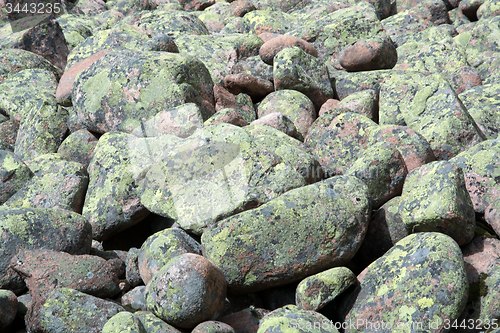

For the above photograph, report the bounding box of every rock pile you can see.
[1,0,500,332]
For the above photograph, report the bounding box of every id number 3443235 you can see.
[5,1,61,14]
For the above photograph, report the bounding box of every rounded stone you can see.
[259,35,318,65]
[0,289,17,330]
[192,321,235,333]
[145,253,227,329]
[339,35,397,72]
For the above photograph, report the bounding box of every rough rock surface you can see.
[3,0,500,331]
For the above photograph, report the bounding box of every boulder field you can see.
[1,0,500,332]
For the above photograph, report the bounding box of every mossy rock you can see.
[306,112,377,177]
[0,289,17,330]
[366,125,436,172]
[130,103,205,138]
[288,4,384,71]
[346,141,407,209]
[57,129,98,169]
[398,161,476,246]
[103,312,147,333]
[175,33,263,84]
[257,305,339,333]
[0,68,58,121]
[138,227,202,285]
[295,267,356,312]
[379,71,485,160]
[0,150,33,205]
[83,132,151,241]
[138,123,310,234]
[454,16,500,67]
[332,69,391,100]
[0,48,61,82]
[133,311,183,333]
[14,102,68,162]
[56,14,95,51]
[232,9,299,34]
[117,10,209,37]
[201,175,370,293]
[450,139,500,213]
[459,83,500,139]
[343,232,468,332]
[381,0,450,47]
[2,156,88,212]
[28,288,126,333]
[72,50,214,134]
[65,27,151,69]
[0,208,92,292]
[257,90,315,141]
[273,46,333,111]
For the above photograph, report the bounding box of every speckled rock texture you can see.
[72,50,215,134]
[257,89,316,141]
[273,46,333,111]
[257,305,339,333]
[379,71,485,160]
[4,0,500,330]
[346,141,407,209]
[26,287,126,333]
[343,232,469,332]
[296,267,356,312]
[138,227,202,285]
[305,112,377,177]
[2,154,88,212]
[145,253,227,328]
[202,175,370,293]
[192,320,235,333]
[0,208,92,293]
[398,161,476,246]
[0,150,33,204]
[11,249,120,305]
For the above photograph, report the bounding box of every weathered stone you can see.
[83,132,150,241]
[343,232,468,332]
[257,90,316,141]
[336,89,378,121]
[296,267,356,312]
[138,227,202,285]
[459,83,500,139]
[450,139,500,214]
[305,112,377,177]
[202,175,370,293]
[56,50,111,107]
[14,102,68,162]
[103,312,147,333]
[11,249,120,304]
[134,310,183,333]
[72,50,215,134]
[120,286,147,312]
[366,125,436,172]
[26,288,126,333]
[0,208,92,292]
[0,289,17,331]
[379,71,485,160]
[332,69,392,100]
[257,305,339,333]
[339,34,397,71]
[145,253,227,329]
[57,129,98,169]
[259,35,317,65]
[398,161,476,246]
[2,155,88,213]
[205,108,250,127]
[223,73,274,100]
[346,141,407,209]
[273,46,332,111]
[192,321,235,333]
[251,113,299,140]
[0,48,61,83]
[0,150,33,205]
